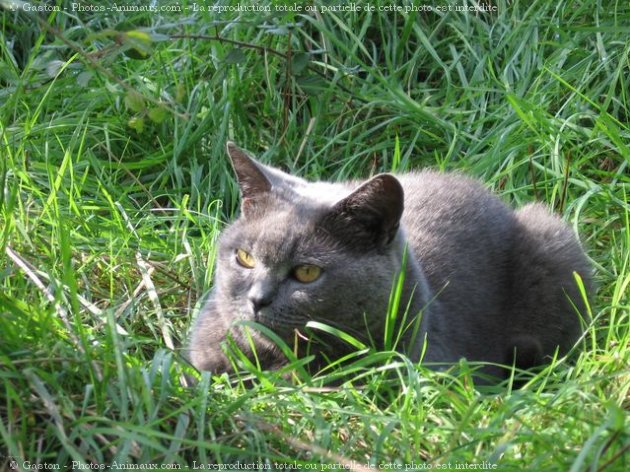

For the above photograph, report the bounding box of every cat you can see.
[187,142,592,381]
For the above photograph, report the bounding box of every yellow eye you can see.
[293,265,321,283]
[236,249,256,269]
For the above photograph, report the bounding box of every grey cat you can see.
[187,142,592,380]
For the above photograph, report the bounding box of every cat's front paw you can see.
[188,345,234,374]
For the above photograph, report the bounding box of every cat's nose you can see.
[248,283,275,314]
[249,293,273,313]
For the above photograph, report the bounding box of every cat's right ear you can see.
[226,142,271,217]
[227,142,271,198]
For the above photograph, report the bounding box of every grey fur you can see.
[187,143,592,380]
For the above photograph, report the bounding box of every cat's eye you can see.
[293,264,322,283]
[235,248,256,269]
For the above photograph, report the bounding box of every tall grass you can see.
[1,0,628,469]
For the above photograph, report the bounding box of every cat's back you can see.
[396,170,516,321]
[397,170,515,254]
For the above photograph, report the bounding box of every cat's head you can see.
[213,143,406,345]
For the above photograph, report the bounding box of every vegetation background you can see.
[1,0,628,469]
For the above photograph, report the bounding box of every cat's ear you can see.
[227,142,271,217]
[326,174,404,248]
[227,142,272,198]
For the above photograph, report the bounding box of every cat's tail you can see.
[507,203,592,369]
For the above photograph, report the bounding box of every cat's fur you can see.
[187,142,592,380]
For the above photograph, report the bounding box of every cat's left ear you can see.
[325,174,404,248]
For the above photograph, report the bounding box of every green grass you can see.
[1,0,629,469]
